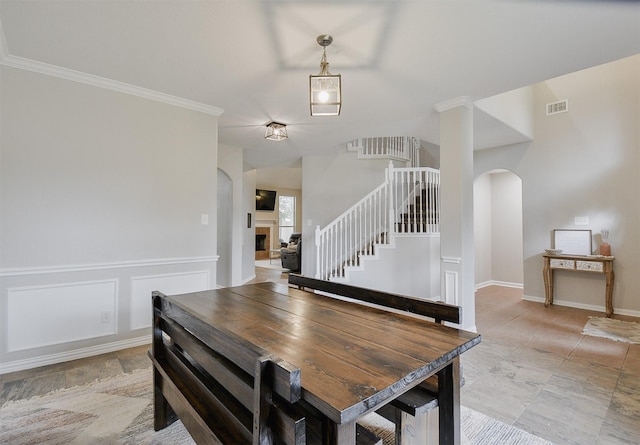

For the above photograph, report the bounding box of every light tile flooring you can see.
[1,269,638,445]
[462,285,639,445]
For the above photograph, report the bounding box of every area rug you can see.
[0,367,553,445]
[582,316,640,344]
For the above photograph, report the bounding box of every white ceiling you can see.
[1,0,638,170]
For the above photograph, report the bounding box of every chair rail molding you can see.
[441,256,462,264]
[0,256,219,277]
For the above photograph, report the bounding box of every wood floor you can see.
[1,267,638,445]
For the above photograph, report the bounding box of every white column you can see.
[435,97,476,332]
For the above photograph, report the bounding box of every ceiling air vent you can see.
[546,99,568,116]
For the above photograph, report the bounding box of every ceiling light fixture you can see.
[264,122,288,141]
[309,34,341,116]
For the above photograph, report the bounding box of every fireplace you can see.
[256,234,266,251]
[255,227,270,260]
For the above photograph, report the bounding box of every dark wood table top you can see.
[165,281,481,424]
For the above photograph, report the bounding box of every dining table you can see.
[163,281,481,445]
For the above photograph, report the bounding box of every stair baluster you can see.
[315,162,440,281]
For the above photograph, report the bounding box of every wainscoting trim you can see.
[0,336,151,375]
[130,270,211,330]
[7,279,119,352]
[0,256,219,277]
[441,256,462,264]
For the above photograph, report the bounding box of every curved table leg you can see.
[605,270,615,317]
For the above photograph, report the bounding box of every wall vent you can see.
[546,99,568,116]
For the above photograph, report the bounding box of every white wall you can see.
[474,171,523,288]
[345,236,441,300]
[218,144,245,286]
[301,150,394,277]
[475,86,534,140]
[242,169,257,283]
[475,55,640,315]
[216,169,233,287]
[0,66,219,372]
[474,174,493,286]
[491,172,523,285]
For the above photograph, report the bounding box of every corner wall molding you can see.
[435,96,474,113]
[0,256,219,277]
[0,54,224,116]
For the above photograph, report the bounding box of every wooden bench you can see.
[150,290,382,445]
[287,274,463,445]
[150,290,306,445]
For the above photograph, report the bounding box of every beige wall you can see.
[476,55,640,315]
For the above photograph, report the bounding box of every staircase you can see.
[347,136,420,167]
[315,155,440,282]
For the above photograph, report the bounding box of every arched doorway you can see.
[217,169,233,287]
[474,169,523,289]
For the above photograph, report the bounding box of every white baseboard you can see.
[522,295,640,318]
[479,282,640,317]
[475,280,523,290]
[242,274,257,284]
[0,336,151,375]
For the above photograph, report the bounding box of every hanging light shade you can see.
[264,122,288,141]
[309,34,341,116]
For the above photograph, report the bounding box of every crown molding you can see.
[435,96,474,113]
[0,53,224,116]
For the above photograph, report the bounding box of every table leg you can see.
[543,261,553,307]
[438,358,461,445]
[605,270,615,317]
[322,417,356,445]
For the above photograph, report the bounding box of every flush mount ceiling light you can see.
[264,121,288,141]
[309,34,341,116]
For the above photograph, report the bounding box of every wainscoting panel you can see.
[444,270,459,306]
[7,279,118,352]
[130,270,210,330]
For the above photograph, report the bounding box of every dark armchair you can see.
[280,233,301,272]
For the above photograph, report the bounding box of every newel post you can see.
[315,225,321,279]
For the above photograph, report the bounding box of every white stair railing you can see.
[391,166,440,234]
[347,136,420,167]
[315,182,390,280]
[315,162,440,280]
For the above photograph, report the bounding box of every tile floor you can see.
[1,270,638,445]
[463,285,639,445]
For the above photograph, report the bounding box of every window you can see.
[279,195,296,243]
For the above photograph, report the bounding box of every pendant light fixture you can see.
[309,34,341,116]
[264,122,288,141]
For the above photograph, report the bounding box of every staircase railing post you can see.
[387,161,395,235]
[315,225,321,279]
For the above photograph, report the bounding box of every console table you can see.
[543,254,615,317]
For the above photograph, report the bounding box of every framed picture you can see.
[553,229,592,256]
